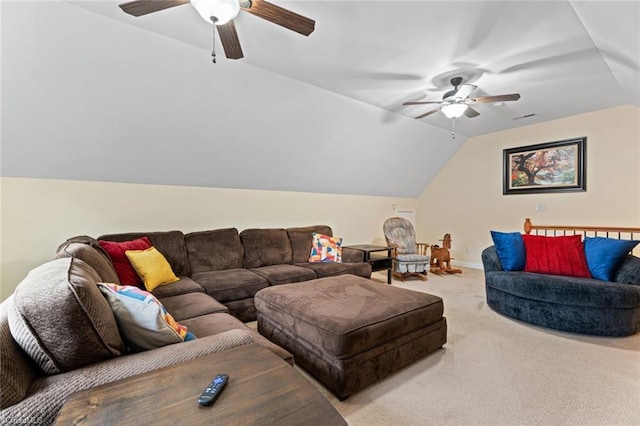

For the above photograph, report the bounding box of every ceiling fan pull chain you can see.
[451,117,456,139]
[210,16,219,63]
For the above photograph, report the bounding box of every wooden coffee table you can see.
[55,343,345,426]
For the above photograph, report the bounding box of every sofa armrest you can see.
[615,255,640,286]
[1,329,253,425]
[481,246,504,272]
[342,247,364,263]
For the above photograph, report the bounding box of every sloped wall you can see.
[417,105,640,268]
[0,177,415,300]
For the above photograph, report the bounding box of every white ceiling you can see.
[2,1,639,198]
[71,0,640,137]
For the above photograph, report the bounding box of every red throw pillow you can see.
[522,234,591,278]
[98,237,152,286]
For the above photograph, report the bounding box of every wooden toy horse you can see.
[430,233,462,275]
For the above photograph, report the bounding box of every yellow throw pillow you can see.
[125,247,179,292]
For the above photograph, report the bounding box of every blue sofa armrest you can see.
[481,246,503,272]
[615,255,640,286]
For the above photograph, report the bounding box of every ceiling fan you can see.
[403,76,521,120]
[118,0,315,61]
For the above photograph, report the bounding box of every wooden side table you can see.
[55,343,345,426]
[343,244,393,284]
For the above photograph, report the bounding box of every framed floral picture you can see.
[503,137,586,195]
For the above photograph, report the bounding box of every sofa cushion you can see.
[8,258,125,374]
[56,239,120,284]
[98,237,152,286]
[98,231,191,277]
[250,264,317,286]
[297,262,372,279]
[522,234,591,278]
[125,246,180,291]
[240,228,293,268]
[222,298,259,323]
[158,293,229,322]
[150,277,205,298]
[98,284,195,352]
[185,228,244,273]
[192,268,269,303]
[584,237,640,281]
[179,313,293,364]
[287,225,333,263]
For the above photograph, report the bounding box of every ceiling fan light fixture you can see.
[441,103,468,119]
[191,0,240,25]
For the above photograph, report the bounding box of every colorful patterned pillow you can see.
[98,283,196,352]
[98,237,152,286]
[309,233,343,263]
[125,246,180,292]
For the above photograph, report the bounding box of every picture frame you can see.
[503,137,586,195]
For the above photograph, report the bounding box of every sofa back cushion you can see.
[185,228,244,273]
[240,228,293,268]
[8,258,125,374]
[0,297,39,409]
[287,225,333,263]
[98,231,190,277]
[56,241,120,284]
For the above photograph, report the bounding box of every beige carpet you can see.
[271,268,640,425]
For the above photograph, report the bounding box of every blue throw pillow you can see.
[490,231,525,271]
[583,237,639,281]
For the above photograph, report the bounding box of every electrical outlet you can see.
[535,203,547,211]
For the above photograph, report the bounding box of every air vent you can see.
[513,113,536,120]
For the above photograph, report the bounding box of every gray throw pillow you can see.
[8,258,125,374]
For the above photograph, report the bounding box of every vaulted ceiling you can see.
[2,1,639,197]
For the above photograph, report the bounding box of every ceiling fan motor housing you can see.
[443,76,465,101]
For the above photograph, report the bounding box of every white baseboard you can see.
[453,260,483,270]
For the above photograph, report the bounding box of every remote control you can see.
[197,374,229,407]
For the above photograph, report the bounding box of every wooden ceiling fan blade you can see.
[403,101,442,106]
[415,107,442,119]
[217,21,244,59]
[119,0,189,17]
[242,0,315,36]
[465,106,480,118]
[473,93,521,103]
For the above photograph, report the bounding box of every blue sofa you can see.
[482,246,640,336]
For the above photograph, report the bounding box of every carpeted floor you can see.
[270,268,640,425]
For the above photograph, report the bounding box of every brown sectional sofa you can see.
[95,225,370,322]
[0,225,371,425]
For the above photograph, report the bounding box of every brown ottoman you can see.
[255,275,447,399]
